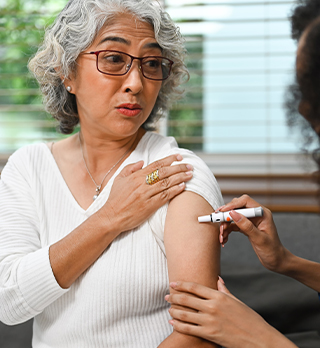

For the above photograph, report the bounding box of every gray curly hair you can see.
[28,0,189,134]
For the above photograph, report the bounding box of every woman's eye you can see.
[102,54,124,63]
[144,58,161,68]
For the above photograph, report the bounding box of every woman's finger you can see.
[169,319,203,338]
[219,223,241,246]
[217,277,240,302]
[165,292,207,313]
[151,181,187,203]
[143,154,184,174]
[143,160,193,188]
[168,307,202,325]
[118,160,144,177]
[149,170,193,195]
[228,210,261,239]
[220,194,261,212]
[169,281,216,300]
[156,162,193,181]
[119,154,187,180]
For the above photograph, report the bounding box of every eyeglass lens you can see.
[97,51,172,80]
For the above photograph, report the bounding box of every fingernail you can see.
[170,282,177,289]
[169,320,174,326]
[164,295,170,301]
[186,171,193,176]
[186,164,193,171]
[179,182,185,188]
[176,154,183,161]
[216,205,225,212]
[218,276,225,285]
[230,210,241,222]
[219,224,224,240]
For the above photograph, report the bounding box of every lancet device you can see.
[198,207,264,223]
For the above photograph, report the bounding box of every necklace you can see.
[79,133,133,201]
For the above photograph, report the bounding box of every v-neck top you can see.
[0,131,223,348]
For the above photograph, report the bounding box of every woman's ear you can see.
[56,65,76,95]
[62,76,75,95]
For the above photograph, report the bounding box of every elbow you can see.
[0,301,35,325]
[0,291,37,326]
[0,313,31,326]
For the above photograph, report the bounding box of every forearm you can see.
[49,210,119,289]
[278,249,320,292]
[158,331,218,348]
[256,319,298,348]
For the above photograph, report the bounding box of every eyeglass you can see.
[82,50,174,81]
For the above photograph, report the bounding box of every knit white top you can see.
[0,132,223,348]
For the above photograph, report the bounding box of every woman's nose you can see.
[123,60,143,94]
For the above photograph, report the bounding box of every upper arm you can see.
[0,150,68,325]
[163,190,220,347]
[164,190,220,290]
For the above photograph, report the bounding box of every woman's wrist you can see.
[238,315,297,348]
[94,206,122,239]
[261,323,298,348]
[274,248,297,276]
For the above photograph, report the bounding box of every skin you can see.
[160,191,220,348]
[219,195,320,293]
[166,20,320,348]
[165,279,297,348]
[48,13,220,347]
[50,13,194,287]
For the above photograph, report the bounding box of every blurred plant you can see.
[0,0,68,152]
[168,38,204,150]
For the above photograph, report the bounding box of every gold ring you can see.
[146,169,160,185]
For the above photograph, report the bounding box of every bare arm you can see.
[272,251,320,293]
[159,191,220,348]
[166,279,298,348]
[50,155,193,289]
[220,194,320,292]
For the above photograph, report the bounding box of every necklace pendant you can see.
[79,132,133,203]
[93,186,101,201]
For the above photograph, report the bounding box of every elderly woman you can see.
[166,0,320,347]
[0,0,223,347]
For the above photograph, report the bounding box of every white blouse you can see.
[0,131,223,347]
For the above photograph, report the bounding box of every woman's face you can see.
[68,13,162,140]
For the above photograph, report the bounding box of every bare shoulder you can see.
[166,191,216,233]
[169,190,213,214]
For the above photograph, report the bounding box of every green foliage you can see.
[0,0,68,152]
[168,38,204,150]
[0,1,204,152]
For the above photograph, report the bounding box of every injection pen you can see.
[198,207,264,223]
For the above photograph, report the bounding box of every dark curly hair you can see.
[285,0,320,190]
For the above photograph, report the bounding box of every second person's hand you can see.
[165,278,298,348]
[219,194,288,273]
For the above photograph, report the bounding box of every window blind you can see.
[0,0,303,156]
[164,0,299,153]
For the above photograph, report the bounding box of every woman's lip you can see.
[116,104,142,117]
[116,107,142,117]
[117,103,142,109]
